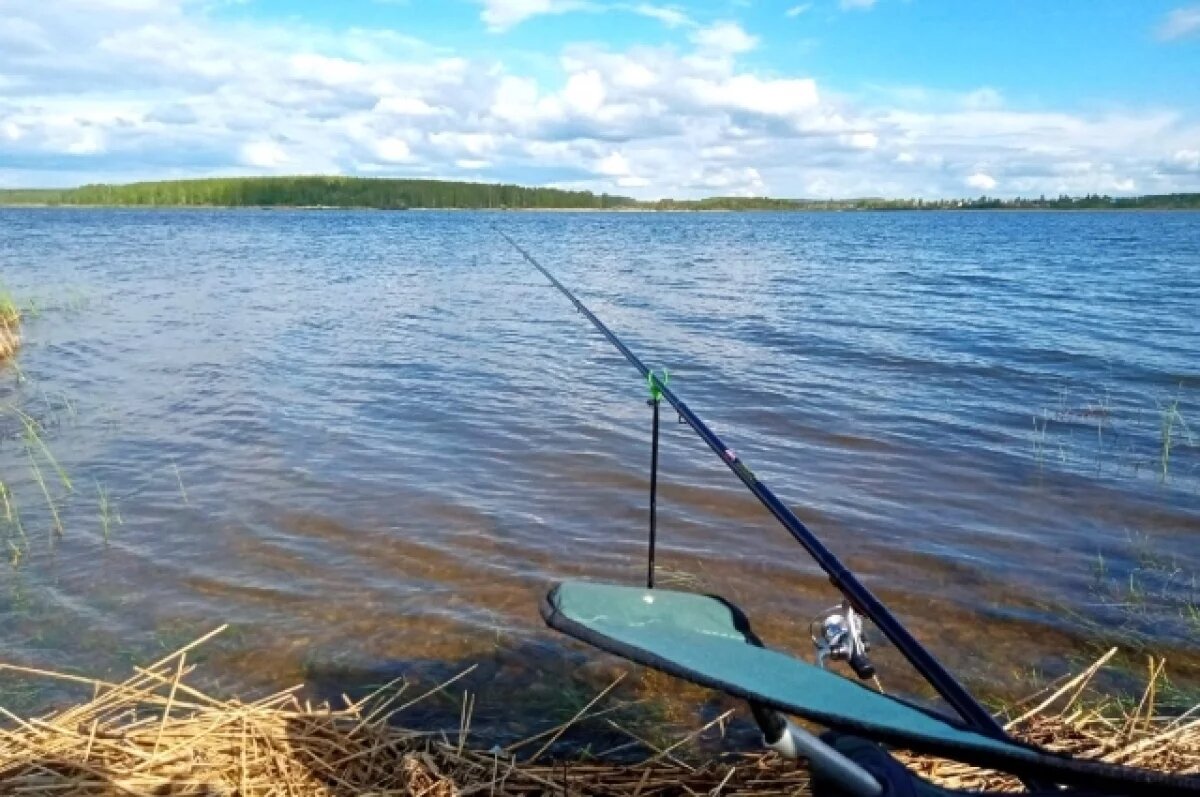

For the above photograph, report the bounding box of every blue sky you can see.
[1,0,1198,198]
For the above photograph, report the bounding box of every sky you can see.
[1,0,1198,199]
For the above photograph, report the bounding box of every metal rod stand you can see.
[647,396,660,589]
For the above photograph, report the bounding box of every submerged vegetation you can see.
[2,177,1199,211]
[1085,530,1200,649]
[1029,384,1196,486]
[0,285,125,565]
[2,403,75,555]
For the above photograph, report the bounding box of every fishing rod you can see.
[498,229,1011,744]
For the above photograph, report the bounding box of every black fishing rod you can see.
[499,229,1012,744]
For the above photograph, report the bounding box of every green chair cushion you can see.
[541,580,1200,796]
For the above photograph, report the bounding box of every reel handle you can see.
[849,648,876,680]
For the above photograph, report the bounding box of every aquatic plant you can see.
[0,285,20,360]
[13,406,73,492]
[1028,382,1198,491]
[26,443,62,539]
[0,478,26,541]
[97,480,121,541]
[0,480,13,526]
[1159,391,1193,483]
[0,405,74,542]
[0,288,20,327]
[172,462,189,504]
[1094,388,1112,472]
[1032,411,1049,469]
[1085,530,1200,648]
[0,398,74,554]
[1185,602,1200,638]
[1,478,27,568]
[0,294,89,556]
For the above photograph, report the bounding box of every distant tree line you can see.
[648,193,1200,211]
[1,178,1198,211]
[0,177,636,210]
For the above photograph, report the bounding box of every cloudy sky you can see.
[1,0,1198,198]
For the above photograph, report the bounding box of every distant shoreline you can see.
[4,205,1195,214]
[2,176,1198,212]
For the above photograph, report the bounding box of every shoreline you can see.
[3,203,1200,213]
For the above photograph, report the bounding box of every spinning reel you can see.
[811,601,876,681]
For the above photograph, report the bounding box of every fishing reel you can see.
[811,601,876,680]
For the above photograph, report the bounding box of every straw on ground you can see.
[0,630,1196,795]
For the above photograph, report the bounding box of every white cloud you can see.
[374,96,441,116]
[66,127,107,155]
[965,172,996,191]
[690,21,758,54]
[491,75,542,122]
[894,152,914,163]
[240,140,288,168]
[686,74,819,117]
[563,69,606,114]
[477,0,583,32]
[692,166,765,195]
[1163,148,1200,172]
[617,175,650,187]
[0,18,52,53]
[289,53,365,86]
[71,0,179,9]
[840,0,876,9]
[1156,6,1200,41]
[844,131,878,150]
[611,60,658,89]
[597,151,631,175]
[372,137,412,163]
[430,132,497,157]
[631,4,691,28]
[785,4,812,17]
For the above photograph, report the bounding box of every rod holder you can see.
[647,396,660,589]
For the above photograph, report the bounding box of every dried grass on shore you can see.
[898,647,1200,792]
[0,627,807,796]
[0,629,1196,796]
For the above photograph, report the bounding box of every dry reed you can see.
[0,627,807,796]
[897,647,1200,791]
[0,630,1196,796]
[0,293,19,361]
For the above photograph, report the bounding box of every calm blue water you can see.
[0,208,1197,722]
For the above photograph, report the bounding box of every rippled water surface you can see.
[1,209,1198,730]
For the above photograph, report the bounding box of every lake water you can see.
[1,208,1198,737]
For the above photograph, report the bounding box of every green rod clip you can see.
[647,368,669,403]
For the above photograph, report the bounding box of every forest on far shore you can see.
[2,176,1198,211]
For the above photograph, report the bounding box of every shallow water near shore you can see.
[1,208,1198,737]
